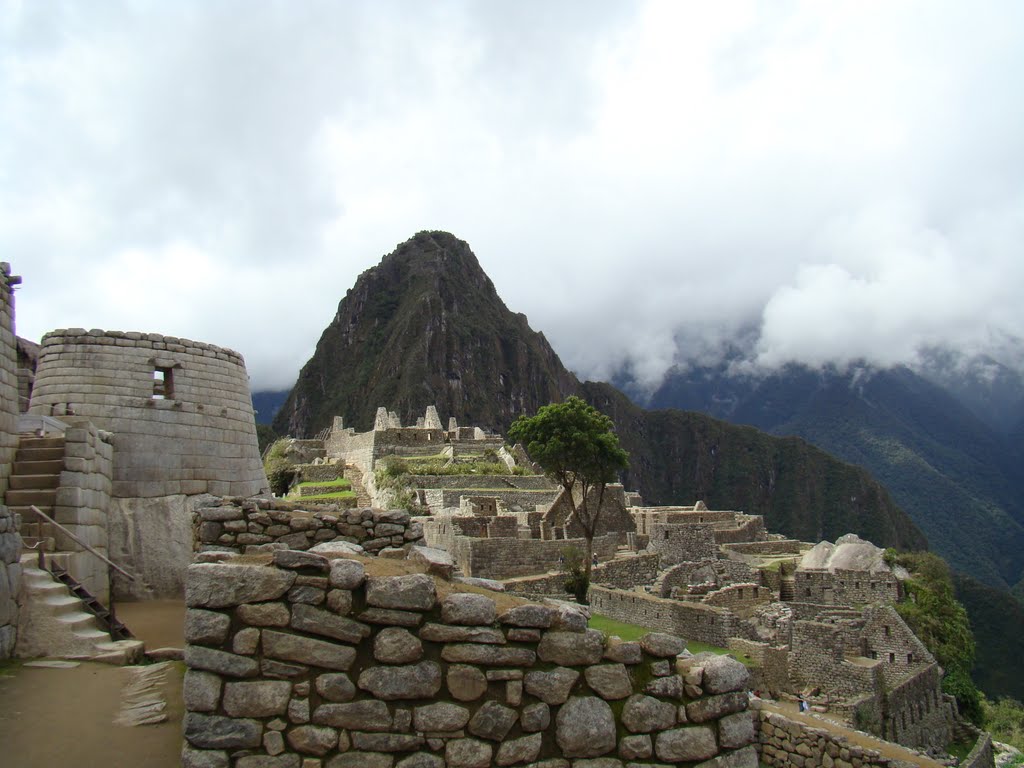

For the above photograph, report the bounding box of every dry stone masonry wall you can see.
[0,263,20,658]
[183,552,760,767]
[29,329,267,499]
[194,499,425,555]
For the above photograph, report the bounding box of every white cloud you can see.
[3,0,1023,391]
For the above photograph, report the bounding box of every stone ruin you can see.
[182,548,761,768]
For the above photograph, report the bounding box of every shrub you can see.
[560,546,589,604]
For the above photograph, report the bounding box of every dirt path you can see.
[0,661,184,768]
[761,700,946,767]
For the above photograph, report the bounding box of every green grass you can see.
[292,489,357,501]
[587,614,753,665]
[295,478,352,490]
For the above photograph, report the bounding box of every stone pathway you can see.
[0,659,184,767]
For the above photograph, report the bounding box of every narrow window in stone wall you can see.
[884,625,891,636]
[889,652,895,663]
[907,653,914,664]
[153,366,174,399]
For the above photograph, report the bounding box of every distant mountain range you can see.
[628,359,1024,595]
[257,229,1024,699]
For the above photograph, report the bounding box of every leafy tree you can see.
[509,396,629,591]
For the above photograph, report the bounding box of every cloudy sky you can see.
[4,1,1023,392]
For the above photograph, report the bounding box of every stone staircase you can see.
[780,576,796,601]
[14,554,144,664]
[7,435,63,550]
[343,464,373,507]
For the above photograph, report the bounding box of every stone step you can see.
[14,446,65,463]
[17,436,65,451]
[5,488,57,507]
[9,474,60,490]
[13,458,63,475]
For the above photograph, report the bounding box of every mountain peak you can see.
[273,233,578,437]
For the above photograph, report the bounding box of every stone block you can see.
[262,630,356,671]
[441,644,536,667]
[185,646,260,678]
[365,574,436,611]
[286,725,338,756]
[585,663,632,700]
[315,673,356,703]
[223,680,292,717]
[655,726,717,762]
[467,700,517,741]
[313,700,392,731]
[183,670,222,712]
[523,667,580,705]
[184,713,263,749]
[441,593,496,625]
[413,702,471,732]
[185,609,231,645]
[622,694,676,733]
[445,738,492,768]
[446,664,488,702]
[537,629,605,666]
[238,602,290,627]
[187,563,295,608]
[374,627,424,663]
[350,732,425,753]
[357,660,442,700]
[418,623,505,644]
[556,696,616,758]
[290,603,371,643]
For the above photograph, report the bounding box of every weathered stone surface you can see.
[693,745,759,768]
[447,664,489,702]
[237,602,290,627]
[181,745,229,768]
[520,702,551,732]
[718,710,756,749]
[374,627,424,663]
[686,692,748,723]
[313,700,392,731]
[233,627,260,655]
[413,702,471,732]
[325,752,394,768]
[185,609,231,645]
[183,670,222,712]
[523,667,580,705]
[655,726,717,762]
[467,700,518,741]
[441,593,496,626]
[498,604,553,628]
[359,608,424,627]
[273,549,329,572]
[261,660,306,679]
[290,603,371,643]
[365,574,436,611]
[639,632,687,658]
[315,672,356,702]
[537,629,604,666]
[585,664,632,700]
[453,576,505,592]
[445,738,492,768]
[287,696,310,724]
[495,732,542,766]
[222,681,292,717]
[441,644,536,666]
[619,733,653,759]
[328,558,366,589]
[186,646,260,678]
[262,630,356,671]
[700,655,750,694]
[407,546,456,579]
[644,675,684,700]
[235,756,300,768]
[622,694,676,733]
[548,601,589,631]
[351,732,425,752]
[286,725,338,755]
[187,563,295,608]
[396,753,445,768]
[650,660,671,677]
[358,661,442,700]
[555,696,616,758]
[326,589,353,615]
[419,623,505,644]
[287,585,325,605]
[603,638,643,665]
[184,713,263,749]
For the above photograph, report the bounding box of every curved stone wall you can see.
[30,329,267,498]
